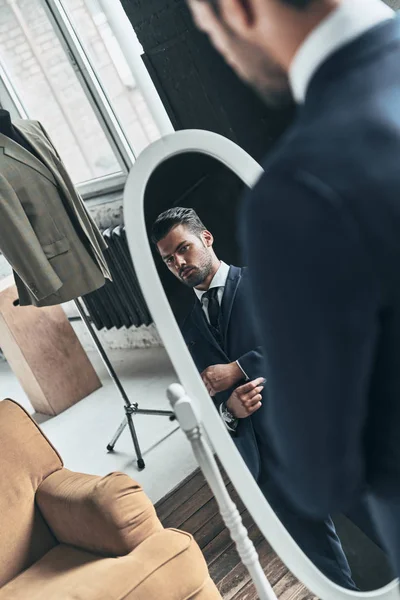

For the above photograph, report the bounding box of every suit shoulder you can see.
[236,265,250,281]
[14,119,41,132]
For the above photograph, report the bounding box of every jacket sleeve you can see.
[0,173,63,300]
[237,346,265,381]
[243,168,381,518]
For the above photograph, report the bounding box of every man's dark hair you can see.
[202,0,316,12]
[151,207,207,245]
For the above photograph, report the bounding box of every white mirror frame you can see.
[123,129,400,600]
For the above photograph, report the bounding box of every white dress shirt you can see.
[289,0,394,104]
[194,260,230,322]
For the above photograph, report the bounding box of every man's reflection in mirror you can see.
[151,206,358,590]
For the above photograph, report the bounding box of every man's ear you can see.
[219,0,256,34]
[202,230,214,247]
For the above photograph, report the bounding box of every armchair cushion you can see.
[0,529,221,600]
[36,469,163,556]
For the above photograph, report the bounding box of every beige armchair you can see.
[0,399,222,599]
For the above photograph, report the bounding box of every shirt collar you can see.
[289,0,394,104]
[194,261,230,302]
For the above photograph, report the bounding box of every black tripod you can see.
[74,298,175,470]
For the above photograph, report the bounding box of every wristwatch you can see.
[220,402,238,433]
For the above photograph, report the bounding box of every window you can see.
[0,0,162,197]
[60,0,160,156]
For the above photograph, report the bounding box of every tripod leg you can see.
[126,410,145,470]
[107,417,128,452]
[135,408,175,419]
[74,299,131,405]
[74,298,144,465]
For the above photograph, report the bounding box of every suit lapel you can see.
[220,265,242,344]
[191,300,230,360]
[191,266,242,357]
[0,129,56,186]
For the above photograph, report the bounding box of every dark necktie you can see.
[204,287,220,330]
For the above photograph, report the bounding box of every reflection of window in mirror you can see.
[144,152,248,325]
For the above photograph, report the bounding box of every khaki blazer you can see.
[0,120,111,306]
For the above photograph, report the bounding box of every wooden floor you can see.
[155,467,318,600]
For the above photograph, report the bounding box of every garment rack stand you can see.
[74,298,175,470]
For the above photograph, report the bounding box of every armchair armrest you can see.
[36,468,162,556]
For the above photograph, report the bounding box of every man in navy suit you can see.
[152,206,358,589]
[188,0,400,575]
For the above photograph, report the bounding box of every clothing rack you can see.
[81,226,151,330]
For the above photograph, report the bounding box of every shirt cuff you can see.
[219,402,238,433]
[236,360,249,381]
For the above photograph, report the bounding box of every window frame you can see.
[0,0,141,198]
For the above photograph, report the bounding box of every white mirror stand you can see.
[123,129,400,600]
[168,383,278,600]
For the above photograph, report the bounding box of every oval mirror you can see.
[123,129,399,600]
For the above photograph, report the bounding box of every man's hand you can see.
[201,362,243,396]
[226,378,265,419]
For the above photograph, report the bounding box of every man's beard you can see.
[179,256,213,288]
[240,54,294,108]
[251,75,294,109]
[216,22,294,109]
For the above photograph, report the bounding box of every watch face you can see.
[222,407,235,424]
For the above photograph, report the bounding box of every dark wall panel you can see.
[120,0,294,161]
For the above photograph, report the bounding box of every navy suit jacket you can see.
[242,18,400,524]
[181,265,266,480]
